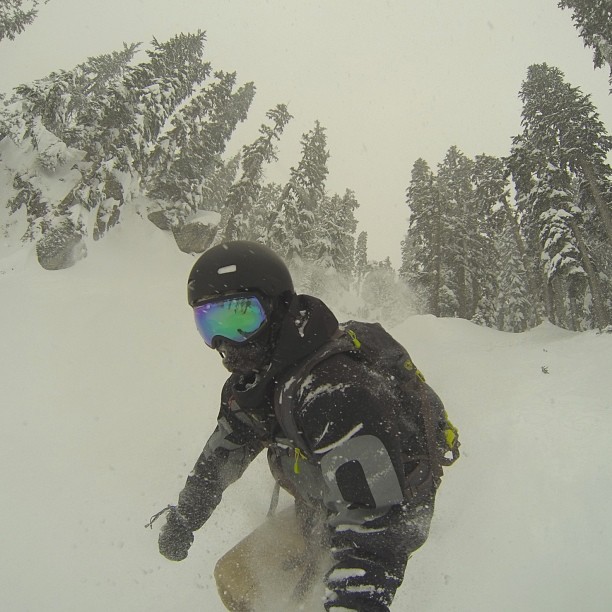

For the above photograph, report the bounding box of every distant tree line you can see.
[401,63,612,331]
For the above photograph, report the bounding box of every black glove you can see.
[158,508,194,561]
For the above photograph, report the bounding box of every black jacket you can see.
[176,295,438,611]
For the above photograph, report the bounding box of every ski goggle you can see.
[193,295,268,348]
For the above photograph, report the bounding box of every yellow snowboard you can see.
[214,506,330,611]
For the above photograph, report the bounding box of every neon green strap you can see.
[293,448,307,474]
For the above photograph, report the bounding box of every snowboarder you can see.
[156,241,457,611]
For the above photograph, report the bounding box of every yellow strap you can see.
[444,416,459,449]
[347,329,361,349]
[403,357,426,382]
[293,448,307,474]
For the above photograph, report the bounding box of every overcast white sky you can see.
[1,0,610,264]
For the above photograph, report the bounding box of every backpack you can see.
[273,320,460,481]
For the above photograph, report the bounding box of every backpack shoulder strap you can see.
[273,330,356,453]
[417,383,445,480]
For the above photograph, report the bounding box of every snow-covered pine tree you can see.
[271,120,329,261]
[0,43,138,267]
[400,158,443,316]
[329,189,359,276]
[311,190,358,269]
[248,181,283,244]
[496,218,532,332]
[0,0,48,42]
[507,63,611,328]
[146,73,255,231]
[537,179,589,329]
[300,189,359,296]
[436,146,480,319]
[2,42,138,152]
[210,104,292,245]
[89,32,209,182]
[126,33,210,174]
[403,152,521,328]
[515,64,612,245]
[67,32,211,244]
[469,154,508,328]
[558,0,612,90]
[540,169,609,329]
[1,33,225,267]
[488,151,544,328]
[200,153,241,214]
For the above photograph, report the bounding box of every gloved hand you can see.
[158,508,194,561]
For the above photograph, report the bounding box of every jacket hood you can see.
[231,294,339,409]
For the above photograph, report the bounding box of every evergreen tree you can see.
[72,32,211,240]
[1,43,138,150]
[201,154,241,213]
[436,146,479,319]
[248,181,283,243]
[470,155,506,328]
[507,63,611,328]
[94,32,210,178]
[272,120,329,261]
[310,189,359,274]
[402,152,528,329]
[537,174,590,328]
[169,155,245,255]
[558,0,612,89]
[496,219,533,332]
[333,189,359,274]
[210,103,292,245]
[146,73,255,230]
[512,63,612,244]
[1,43,139,265]
[290,188,359,300]
[0,0,49,43]
[400,158,443,316]
[0,33,253,268]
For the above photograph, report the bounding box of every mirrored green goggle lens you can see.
[193,296,268,347]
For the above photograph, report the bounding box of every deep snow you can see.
[1,212,611,611]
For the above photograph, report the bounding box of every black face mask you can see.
[216,337,272,374]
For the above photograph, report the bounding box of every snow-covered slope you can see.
[1,213,611,611]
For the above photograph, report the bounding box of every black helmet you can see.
[187,241,294,307]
